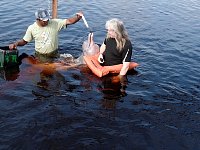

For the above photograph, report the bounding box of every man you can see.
[9,9,83,61]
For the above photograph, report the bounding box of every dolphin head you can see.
[82,33,99,56]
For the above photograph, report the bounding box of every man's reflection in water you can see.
[32,62,67,99]
[33,70,66,100]
[17,54,66,99]
[37,69,64,89]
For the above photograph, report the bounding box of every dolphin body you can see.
[76,15,99,64]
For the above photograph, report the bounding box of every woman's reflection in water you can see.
[99,75,128,109]
[99,69,138,109]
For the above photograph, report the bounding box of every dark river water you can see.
[0,0,200,149]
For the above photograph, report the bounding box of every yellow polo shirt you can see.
[23,19,66,54]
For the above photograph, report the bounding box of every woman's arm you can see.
[98,43,106,63]
[119,62,130,75]
[99,43,106,54]
[120,41,132,75]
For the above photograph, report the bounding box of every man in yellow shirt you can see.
[9,9,83,61]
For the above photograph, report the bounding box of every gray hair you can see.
[105,18,129,51]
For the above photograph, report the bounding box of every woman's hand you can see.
[98,53,104,63]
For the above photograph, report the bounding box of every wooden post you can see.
[52,0,58,18]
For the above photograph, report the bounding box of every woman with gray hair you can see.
[98,18,133,76]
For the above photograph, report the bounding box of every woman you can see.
[98,18,132,76]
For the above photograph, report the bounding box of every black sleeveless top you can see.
[102,38,132,66]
